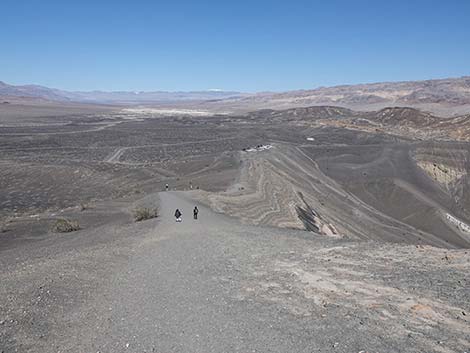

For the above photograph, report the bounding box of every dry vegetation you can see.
[79,202,92,211]
[133,207,159,222]
[1,218,11,233]
[51,219,80,233]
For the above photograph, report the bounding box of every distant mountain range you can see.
[246,76,470,106]
[1,76,470,116]
[0,81,249,104]
[206,76,470,116]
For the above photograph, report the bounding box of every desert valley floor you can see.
[0,104,469,352]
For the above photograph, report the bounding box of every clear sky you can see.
[1,0,470,92]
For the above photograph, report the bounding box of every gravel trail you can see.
[1,192,469,353]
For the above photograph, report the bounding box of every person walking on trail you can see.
[175,209,182,222]
[193,206,199,220]
[165,183,169,191]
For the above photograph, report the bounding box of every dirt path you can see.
[1,192,469,353]
[105,146,129,163]
[0,121,123,136]
[103,137,240,163]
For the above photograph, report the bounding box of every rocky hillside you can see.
[246,106,355,122]
[238,76,470,108]
[366,107,440,127]
[244,105,470,142]
[363,108,470,141]
[195,76,470,116]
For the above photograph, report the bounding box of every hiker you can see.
[175,209,182,222]
[165,183,169,191]
[193,206,199,220]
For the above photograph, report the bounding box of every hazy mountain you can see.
[59,89,250,104]
[1,76,470,116]
[0,81,249,104]
[0,81,69,102]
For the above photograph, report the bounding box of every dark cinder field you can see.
[1,106,470,248]
[1,105,470,353]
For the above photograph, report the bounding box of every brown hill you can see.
[366,107,440,127]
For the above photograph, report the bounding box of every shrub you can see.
[1,217,11,233]
[79,203,91,211]
[133,207,159,222]
[51,219,80,233]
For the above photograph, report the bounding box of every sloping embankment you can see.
[190,144,470,248]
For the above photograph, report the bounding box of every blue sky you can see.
[1,0,470,92]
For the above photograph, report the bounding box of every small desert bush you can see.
[1,217,11,233]
[51,219,80,233]
[79,202,91,211]
[133,207,159,222]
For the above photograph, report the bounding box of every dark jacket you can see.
[175,209,182,218]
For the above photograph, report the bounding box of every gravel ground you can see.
[1,192,469,353]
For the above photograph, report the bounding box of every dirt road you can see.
[1,192,469,353]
